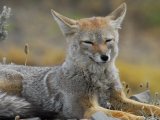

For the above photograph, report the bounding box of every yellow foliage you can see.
[117,61,160,94]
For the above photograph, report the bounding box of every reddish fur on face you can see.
[92,44,100,53]
[98,44,108,53]
[92,43,108,54]
[77,17,109,30]
[77,17,109,54]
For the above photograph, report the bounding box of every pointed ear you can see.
[109,3,127,29]
[51,9,78,36]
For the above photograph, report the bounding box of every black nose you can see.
[100,55,109,62]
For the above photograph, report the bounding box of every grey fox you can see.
[0,3,160,120]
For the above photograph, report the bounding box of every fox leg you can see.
[84,106,144,120]
[0,92,33,119]
[110,89,160,117]
[82,95,144,120]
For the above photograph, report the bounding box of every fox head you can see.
[51,3,127,66]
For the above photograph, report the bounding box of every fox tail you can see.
[0,92,33,119]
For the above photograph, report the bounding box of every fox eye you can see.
[81,41,94,45]
[105,39,113,43]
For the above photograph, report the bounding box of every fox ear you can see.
[51,9,78,36]
[109,3,127,29]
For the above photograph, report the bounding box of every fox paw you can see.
[119,115,145,120]
[111,111,145,120]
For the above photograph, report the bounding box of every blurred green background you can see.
[0,0,160,95]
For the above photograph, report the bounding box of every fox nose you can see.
[100,55,109,62]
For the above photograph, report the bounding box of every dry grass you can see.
[0,46,65,66]
[117,61,160,94]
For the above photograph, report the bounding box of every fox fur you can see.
[0,3,160,120]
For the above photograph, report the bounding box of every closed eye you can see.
[81,41,93,45]
[105,39,113,43]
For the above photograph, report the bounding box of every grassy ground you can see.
[117,61,160,94]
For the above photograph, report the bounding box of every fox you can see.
[0,3,160,120]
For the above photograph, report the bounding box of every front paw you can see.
[151,106,160,117]
[128,116,145,120]
[121,116,145,120]
[111,111,145,120]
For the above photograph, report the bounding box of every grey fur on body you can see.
[0,56,121,118]
[0,3,126,119]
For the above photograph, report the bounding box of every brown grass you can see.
[117,61,160,94]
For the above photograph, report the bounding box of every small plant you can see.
[2,57,6,64]
[0,6,11,41]
[24,43,29,66]
[123,82,160,119]
[15,116,20,120]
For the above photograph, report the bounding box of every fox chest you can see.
[61,70,114,95]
